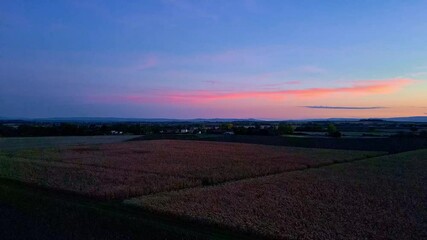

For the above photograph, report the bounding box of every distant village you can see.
[1,119,427,138]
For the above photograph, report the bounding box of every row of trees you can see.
[0,122,344,138]
[0,123,162,137]
[221,123,341,137]
[279,123,342,137]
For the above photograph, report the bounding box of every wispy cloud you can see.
[203,80,221,85]
[150,45,316,68]
[406,71,427,77]
[166,48,264,66]
[162,78,412,101]
[134,56,158,71]
[261,81,301,88]
[108,56,158,72]
[297,65,327,74]
[163,0,218,21]
[89,78,414,105]
[303,106,386,110]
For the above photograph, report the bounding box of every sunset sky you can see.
[1,0,427,119]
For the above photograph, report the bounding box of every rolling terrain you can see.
[0,136,425,239]
[128,149,427,239]
[0,140,383,199]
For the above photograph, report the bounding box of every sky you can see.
[1,0,427,119]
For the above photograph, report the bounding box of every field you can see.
[126,149,427,240]
[133,134,427,153]
[0,140,383,199]
[0,136,425,239]
[0,135,139,151]
[0,179,211,240]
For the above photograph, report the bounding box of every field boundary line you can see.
[133,152,390,197]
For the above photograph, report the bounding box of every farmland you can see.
[126,149,427,240]
[0,135,139,151]
[0,136,425,239]
[0,157,199,199]
[3,1,427,239]
[0,140,383,199]
[132,134,427,153]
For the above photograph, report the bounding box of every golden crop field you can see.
[0,140,384,199]
[127,149,427,240]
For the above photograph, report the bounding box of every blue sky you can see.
[1,0,427,118]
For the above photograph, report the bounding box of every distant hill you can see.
[384,116,427,122]
[0,117,263,123]
[289,116,427,123]
[1,116,426,123]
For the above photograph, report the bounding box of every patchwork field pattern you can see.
[0,157,198,199]
[0,140,384,199]
[0,135,139,151]
[127,149,427,240]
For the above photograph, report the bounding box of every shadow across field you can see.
[130,134,427,153]
[0,178,258,240]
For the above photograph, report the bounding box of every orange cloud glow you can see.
[89,78,414,105]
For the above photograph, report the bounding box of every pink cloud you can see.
[203,80,221,85]
[89,78,414,105]
[167,49,255,66]
[133,56,158,71]
[157,47,270,67]
[199,50,250,64]
[297,65,327,74]
[103,55,158,73]
[261,81,301,88]
[90,54,159,74]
